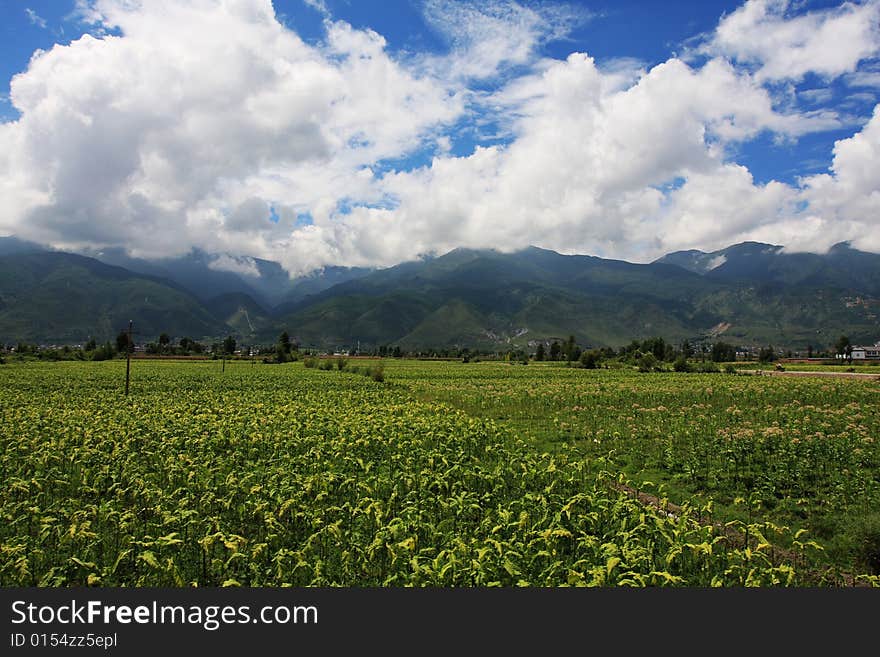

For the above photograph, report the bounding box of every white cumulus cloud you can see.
[0,0,461,271]
[796,104,880,252]
[0,0,879,275]
[705,0,880,82]
[207,253,261,277]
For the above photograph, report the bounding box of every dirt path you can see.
[610,480,867,586]
[609,481,759,549]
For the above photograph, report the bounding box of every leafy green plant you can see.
[1,359,876,587]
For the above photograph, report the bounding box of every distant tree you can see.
[84,338,97,352]
[278,331,291,354]
[645,337,668,362]
[392,346,402,358]
[549,341,561,361]
[673,355,691,372]
[179,337,193,353]
[563,335,578,362]
[116,330,131,354]
[580,349,600,369]
[223,335,237,355]
[835,335,852,360]
[680,340,694,358]
[92,341,115,361]
[758,345,777,363]
[158,333,170,353]
[711,341,737,363]
[697,360,720,373]
[807,344,813,358]
[535,343,546,361]
[637,352,658,372]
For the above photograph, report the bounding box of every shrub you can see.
[91,344,115,362]
[319,359,334,371]
[580,350,601,369]
[303,357,318,369]
[673,356,691,373]
[724,363,738,374]
[637,352,658,372]
[369,363,385,382]
[336,358,347,371]
[758,346,777,363]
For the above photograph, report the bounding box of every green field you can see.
[1,359,878,586]
[736,362,880,373]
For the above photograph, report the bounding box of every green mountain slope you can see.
[273,244,880,350]
[272,247,726,349]
[0,252,225,343]
[3,242,879,350]
[657,241,880,295]
[202,292,272,338]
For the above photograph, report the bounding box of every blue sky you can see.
[1,2,752,119]
[1,1,879,272]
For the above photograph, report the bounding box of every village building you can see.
[850,342,880,360]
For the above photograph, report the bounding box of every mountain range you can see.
[1,236,878,351]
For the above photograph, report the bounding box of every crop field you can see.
[736,362,880,373]
[393,360,880,576]
[1,359,878,586]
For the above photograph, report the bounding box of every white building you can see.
[850,342,880,360]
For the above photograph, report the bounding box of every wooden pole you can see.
[125,319,132,395]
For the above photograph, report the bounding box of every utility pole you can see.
[125,319,132,395]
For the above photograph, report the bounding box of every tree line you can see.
[1,330,860,367]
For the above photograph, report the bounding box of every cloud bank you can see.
[1,0,879,274]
